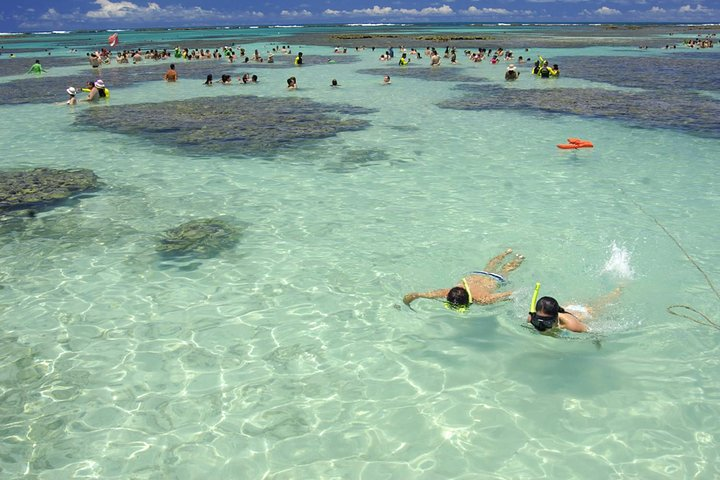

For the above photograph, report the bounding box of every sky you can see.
[0,0,717,32]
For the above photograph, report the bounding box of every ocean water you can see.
[1,25,719,479]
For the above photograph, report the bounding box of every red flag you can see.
[108,33,119,47]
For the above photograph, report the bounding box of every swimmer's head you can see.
[530,296,565,331]
[536,296,560,316]
[445,286,470,310]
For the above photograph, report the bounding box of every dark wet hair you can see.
[446,286,470,307]
[536,296,564,316]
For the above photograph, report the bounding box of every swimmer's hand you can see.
[403,293,419,305]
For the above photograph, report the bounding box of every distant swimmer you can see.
[164,63,178,82]
[27,59,46,74]
[85,79,108,102]
[528,289,622,333]
[294,52,303,65]
[65,87,77,105]
[383,75,391,85]
[505,64,519,81]
[403,249,525,311]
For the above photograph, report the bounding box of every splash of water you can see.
[602,242,634,279]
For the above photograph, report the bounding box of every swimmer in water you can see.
[403,248,524,311]
[65,87,77,105]
[27,59,46,74]
[528,289,622,333]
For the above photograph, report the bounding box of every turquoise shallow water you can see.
[1,25,720,478]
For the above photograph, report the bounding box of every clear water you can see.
[1,25,720,479]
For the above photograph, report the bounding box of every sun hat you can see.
[66,87,76,95]
[507,64,516,71]
[94,79,105,88]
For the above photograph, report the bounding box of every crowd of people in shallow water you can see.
[15,32,712,104]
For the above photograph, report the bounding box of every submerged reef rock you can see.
[0,61,238,105]
[0,168,99,216]
[77,95,374,157]
[157,217,242,258]
[556,54,720,93]
[440,84,720,139]
[0,56,85,78]
[358,67,484,84]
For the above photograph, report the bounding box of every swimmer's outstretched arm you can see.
[475,291,513,305]
[403,289,449,305]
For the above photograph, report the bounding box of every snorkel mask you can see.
[530,313,557,331]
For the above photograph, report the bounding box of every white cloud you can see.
[86,0,160,19]
[280,9,312,17]
[83,0,260,21]
[463,6,512,14]
[40,8,61,20]
[595,6,622,14]
[322,4,454,16]
[678,4,710,13]
[648,6,666,13]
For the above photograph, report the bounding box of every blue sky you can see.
[1,0,717,32]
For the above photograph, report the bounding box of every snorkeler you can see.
[403,248,524,310]
[528,296,588,333]
[528,289,622,333]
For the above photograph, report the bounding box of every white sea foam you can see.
[602,242,634,279]
[345,23,399,27]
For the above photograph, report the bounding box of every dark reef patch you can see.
[440,84,720,138]
[76,95,376,157]
[0,168,99,216]
[0,56,86,77]
[157,217,242,259]
[0,54,360,105]
[358,67,485,84]
[0,61,263,105]
[555,53,720,93]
